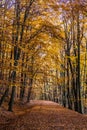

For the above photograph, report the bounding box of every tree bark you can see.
[0,87,9,107]
[8,86,16,111]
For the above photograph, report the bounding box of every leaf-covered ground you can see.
[0,100,87,130]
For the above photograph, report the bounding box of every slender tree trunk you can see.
[76,10,82,113]
[27,79,33,102]
[0,87,9,106]
[8,86,16,111]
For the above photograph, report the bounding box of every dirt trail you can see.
[0,100,87,130]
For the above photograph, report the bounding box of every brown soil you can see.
[0,100,87,130]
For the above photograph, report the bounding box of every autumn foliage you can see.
[0,0,87,114]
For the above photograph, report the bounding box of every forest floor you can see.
[0,100,87,130]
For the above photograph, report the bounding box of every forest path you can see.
[0,100,87,130]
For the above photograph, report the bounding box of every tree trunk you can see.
[8,86,16,111]
[76,10,82,113]
[27,79,33,102]
[0,87,9,106]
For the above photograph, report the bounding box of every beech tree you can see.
[0,0,87,114]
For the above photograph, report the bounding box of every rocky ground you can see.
[0,100,87,130]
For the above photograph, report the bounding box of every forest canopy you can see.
[0,0,87,114]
